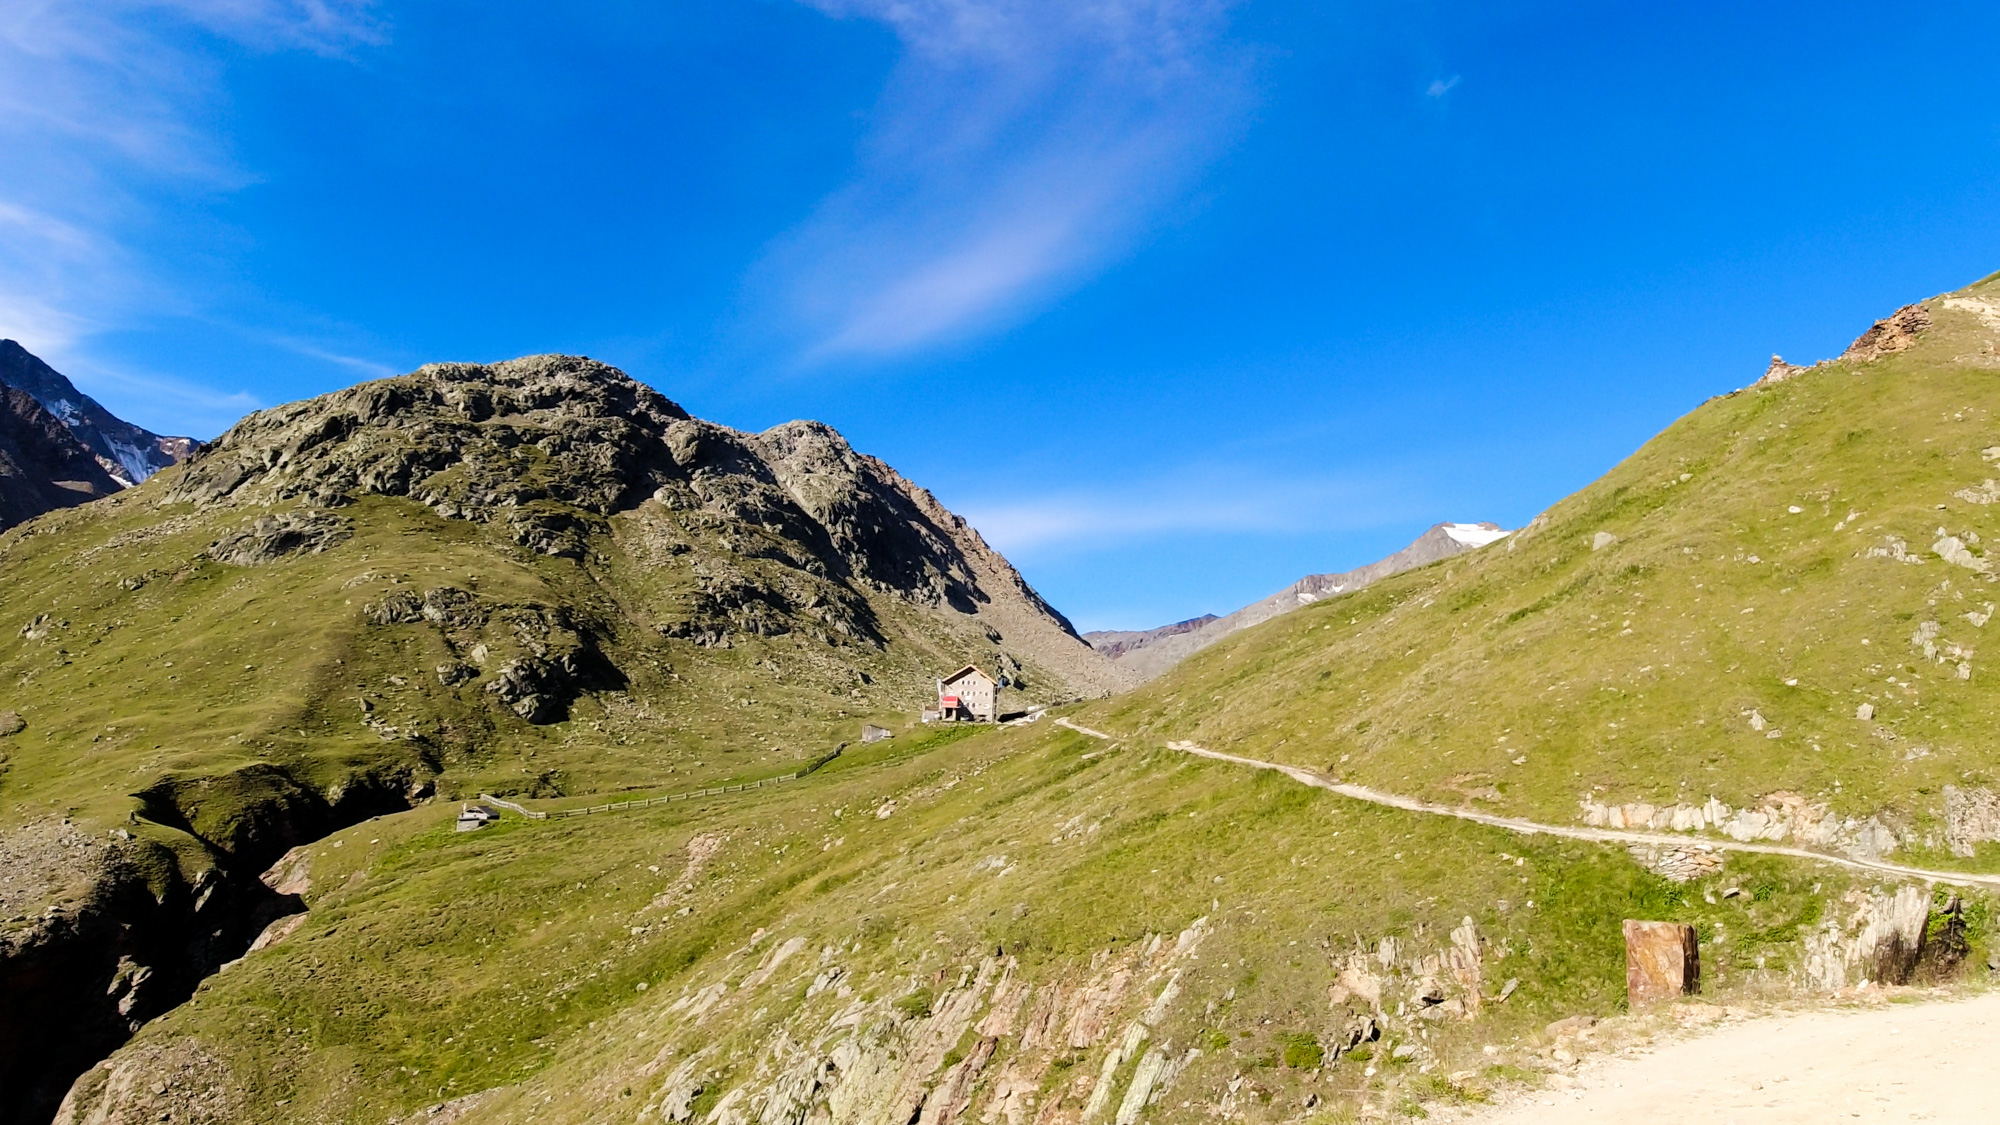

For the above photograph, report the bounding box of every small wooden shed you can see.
[936,666,998,723]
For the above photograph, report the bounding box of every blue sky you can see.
[5,1,1999,631]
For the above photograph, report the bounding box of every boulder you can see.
[1623,920,1699,1005]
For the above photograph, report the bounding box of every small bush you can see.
[895,988,934,1020]
[1281,1032,1324,1070]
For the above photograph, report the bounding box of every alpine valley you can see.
[8,272,2000,1125]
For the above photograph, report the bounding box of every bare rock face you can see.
[1944,785,2000,857]
[159,353,1127,697]
[1622,920,1699,1006]
[0,387,122,532]
[203,511,350,566]
[1799,885,1933,989]
[0,341,194,486]
[1840,303,1933,364]
[52,1038,240,1125]
[163,355,694,558]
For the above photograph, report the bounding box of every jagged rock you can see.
[1841,304,1932,364]
[205,511,350,566]
[1623,920,1699,1005]
[1800,885,1933,989]
[1933,532,1990,574]
[0,385,123,532]
[1756,355,1811,386]
[1954,480,2000,505]
[158,353,1127,696]
[1592,531,1617,551]
[0,710,21,737]
[366,590,425,625]
[485,658,576,723]
[1857,702,1876,720]
[1580,792,1904,858]
[420,586,486,629]
[1864,536,1925,563]
[1944,786,2000,857]
[435,662,477,687]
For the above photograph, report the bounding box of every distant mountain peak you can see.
[1088,520,1510,678]
[1441,521,1509,547]
[0,340,196,486]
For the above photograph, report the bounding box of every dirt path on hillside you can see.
[1049,719,2000,889]
[1438,990,2000,1123]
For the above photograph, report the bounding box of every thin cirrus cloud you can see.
[0,0,378,362]
[765,0,1251,362]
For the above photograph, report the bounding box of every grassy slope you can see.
[0,488,1055,859]
[43,279,2000,1123]
[1084,275,2000,865]
[83,719,1880,1124]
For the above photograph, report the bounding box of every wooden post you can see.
[1624,920,1699,1006]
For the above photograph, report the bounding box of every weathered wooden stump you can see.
[1624,920,1699,1005]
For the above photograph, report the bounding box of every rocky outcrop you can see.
[1798,885,1934,990]
[52,1039,240,1125]
[1580,793,1903,858]
[1944,786,2000,857]
[0,387,122,532]
[1840,304,1932,364]
[1755,355,1812,386]
[1623,843,1724,883]
[1088,522,1508,680]
[162,354,1128,697]
[597,920,1219,1125]
[203,510,350,566]
[0,341,194,486]
[0,821,302,1125]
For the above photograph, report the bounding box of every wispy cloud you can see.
[66,359,266,439]
[258,333,403,379]
[1426,74,1460,98]
[0,1,380,375]
[767,0,1251,361]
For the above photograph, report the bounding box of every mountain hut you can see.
[935,665,998,722]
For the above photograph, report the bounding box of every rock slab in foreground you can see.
[1624,919,1699,1005]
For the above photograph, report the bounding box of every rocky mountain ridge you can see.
[160,353,1126,698]
[0,386,123,530]
[0,352,1127,1122]
[0,341,194,486]
[1086,522,1509,679]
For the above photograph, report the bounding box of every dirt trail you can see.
[1441,990,2000,1124]
[1050,719,2000,889]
